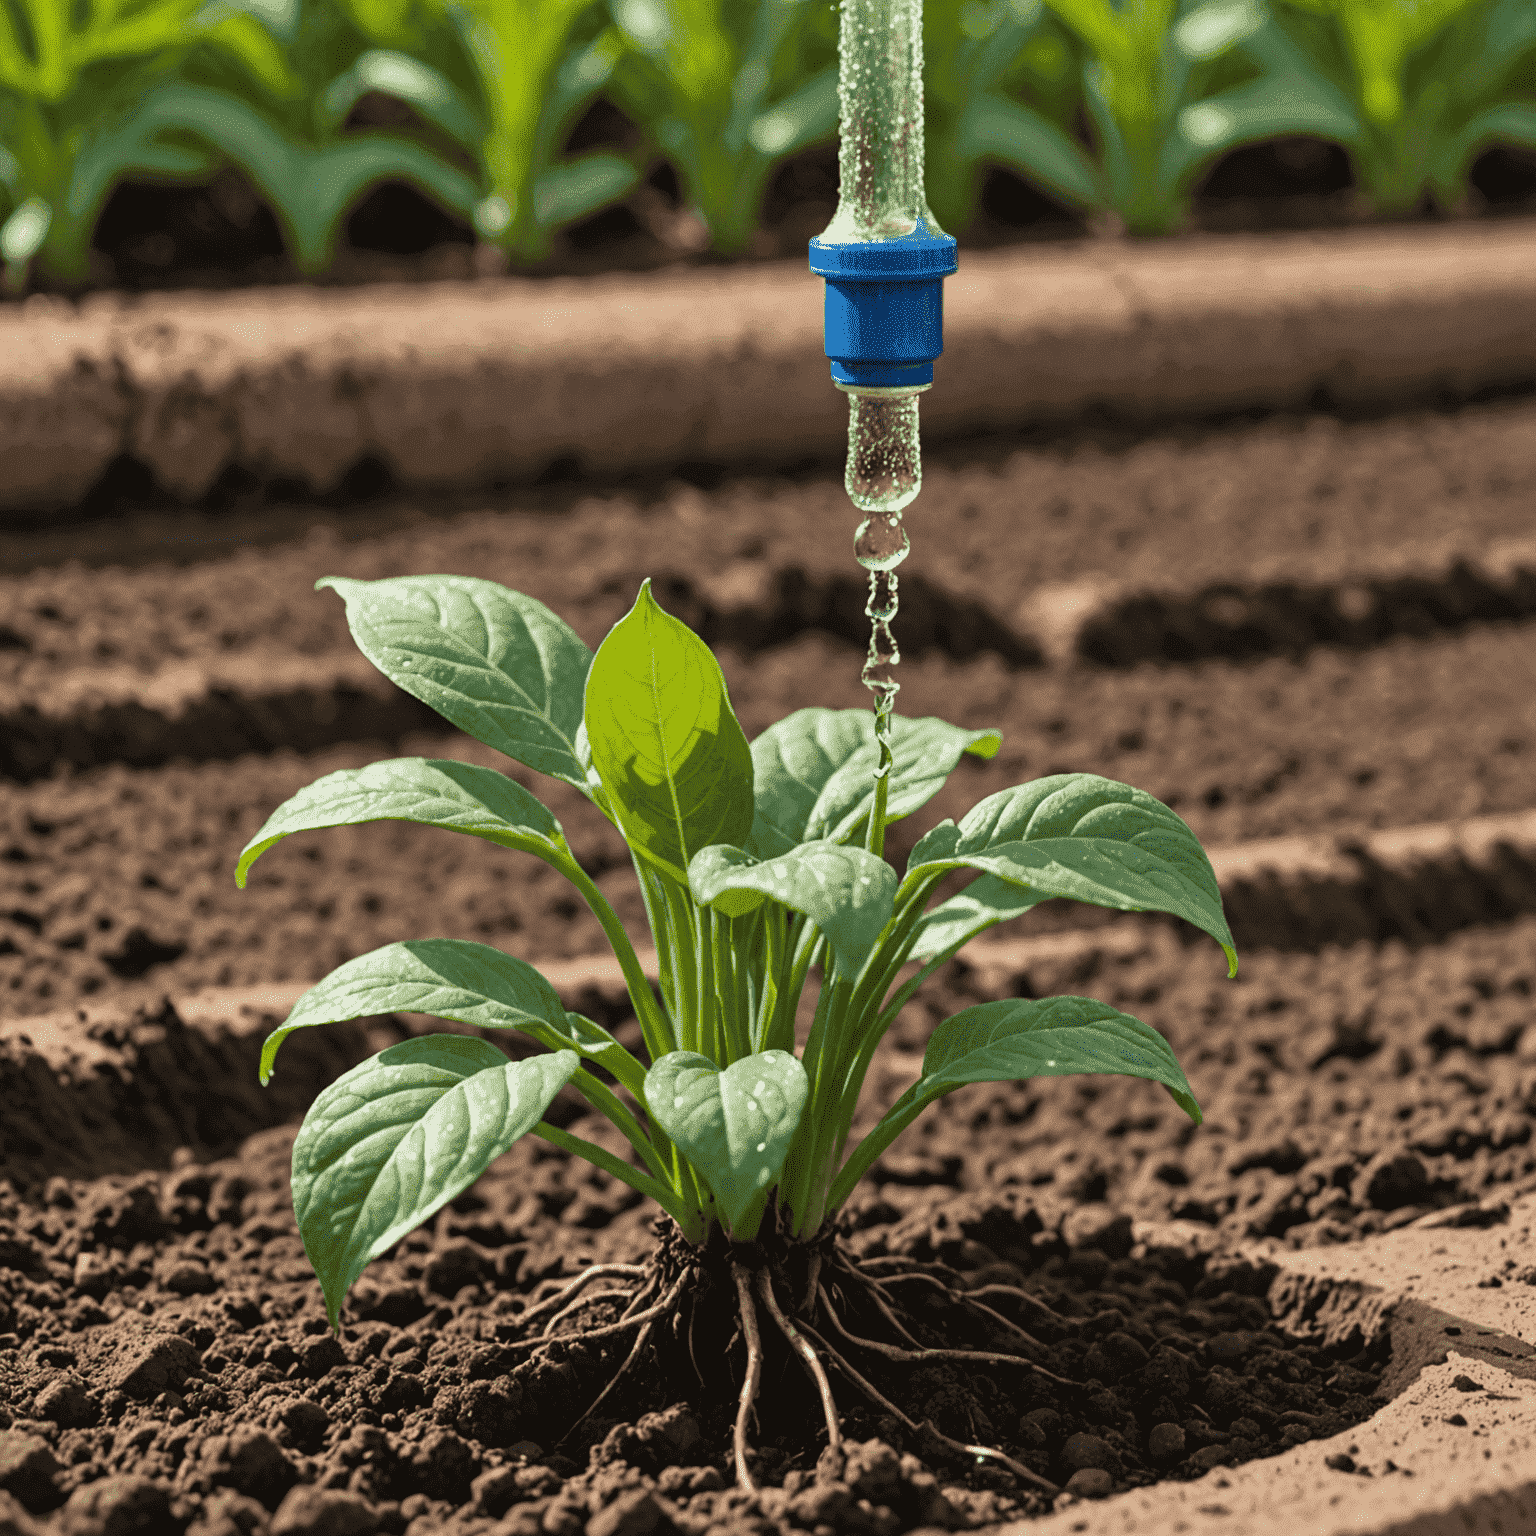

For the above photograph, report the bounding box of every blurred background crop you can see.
[1,0,1533,296]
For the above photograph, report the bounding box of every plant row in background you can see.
[2,0,1534,290]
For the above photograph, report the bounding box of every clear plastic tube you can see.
[817,0,942,245]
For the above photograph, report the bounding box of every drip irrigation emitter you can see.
[808,0,956,847]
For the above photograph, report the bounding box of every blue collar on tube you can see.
[809,227,958,389]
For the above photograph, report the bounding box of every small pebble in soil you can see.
[1148,1423,1185,1463]
[1065,1468,1115,1499]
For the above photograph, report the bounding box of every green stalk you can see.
[780,959,843,1226]
[864,739,892,860]
[753,903,785,1053]
[561,848,675,1062]
[567,1067,671,1186]
[531,1120,702,1240]
[819,1089,929,1218]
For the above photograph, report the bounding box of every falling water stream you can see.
[843,383,924,780]
[821,0,938,800]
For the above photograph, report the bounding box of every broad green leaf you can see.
[1174,0,1265,60]
[79,82,479,276]
[955,93,1104,211]
[533,153,639,227]
[909,871,1043,961]
[748,709,1001,860]
[259,938,642,1095]
[917,994,1200,1121]
[644,1048,807,1232]
[317,576,594,794]
[293,1035,577,1328]
[583,579,754,883]
[317,50,483,147]
[236,757,569,888]
[689,839,897,978]
[1438,102,1536,197]
[748,66,838,157]
[1168,73,1359,194]
[906,774,1237,975]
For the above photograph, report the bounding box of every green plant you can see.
[597,0,841,254]
[238,573,1236,1343]
[0,0,297,286]
[330,0,644,263]
[1271,0,1536,215]
[922,0,1089,234]
[991,0,1359,233]
[0,0,487,288]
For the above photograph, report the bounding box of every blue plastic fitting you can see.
[808,226,958,389]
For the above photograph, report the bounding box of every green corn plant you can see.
[236,573,1235,1332]
[0,0,297,287]
[331,0,645,264]
[597,0,841,255]
[922,0,1091,234]
[1012,0,1359,233]
[146,0,481,276]
[1271,0,1536,216]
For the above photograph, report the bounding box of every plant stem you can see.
[865,737,892,860]
[566,1068,671,1186]
[557,849,675,1060]
[531,1122,701,1238]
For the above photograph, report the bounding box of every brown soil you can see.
[0,389,1534,1534]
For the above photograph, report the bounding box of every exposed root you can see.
[968,1282,1067,1323]
[832,1254,928,1351]
[494,1221,1084,1504]
[799,1249,823,1315]
[756,1267,841,1452]
[557,1314,660,1447]
[798,1317,1060,1498]
[816,1282,1077,1388]
[618,1275,661,1322]
[543,1287,633,1338]
[869,1267,1050,1354]
[686,1290,703,1389]
[516,1262,647,1332]
[506,1269,689,1353]
[731,1263,765,1493]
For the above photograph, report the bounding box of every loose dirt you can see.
[1,390,1533,1535]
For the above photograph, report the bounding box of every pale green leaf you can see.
[236,757,568,888]
[292,1036,577,1327]
[644,1048,807,1232]
[583,579,754,883]
[917,993,1199,1120]
[317,575,594,794]
[906,774,1236,974]
[909,871,1042,961]
[747,709,1001,860]
[689,839,897,978]
[258,938,639,1094]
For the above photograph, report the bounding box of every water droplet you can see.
[757,1142,767,1153]
[753,1080,766,1098]
[673,1094,687,1108]
[854,515,909,574]
[847,394,921,516]
[865,570,899,621]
